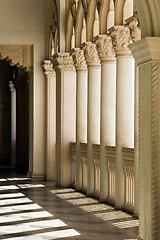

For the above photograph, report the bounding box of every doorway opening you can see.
[0,59,29,174]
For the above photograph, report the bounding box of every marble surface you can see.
[0,172,139,240]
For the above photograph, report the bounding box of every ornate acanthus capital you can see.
[94,35,115,62]
[42,60,55,78]
[70,48,87,71]
[81,42,100,67]
[125,15,141,42]
[109,26,132,57]
[52,53,75,72]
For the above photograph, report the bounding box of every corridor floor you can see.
[0,173,138,240]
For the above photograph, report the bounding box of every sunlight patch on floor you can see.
[0,185,19,191]
[67,198,98,205]
[80,204,113,212]
[0,203,42,214]
[112,220,139,229]
[7,178,31,181]
[4,229,81,240]
[95,211,131,221]
[0,197,32,206]
[56,192,85,199]
[0,210,52,223]
[0,193,25,199]
[0,219,67,235]
[51,188,75,194]
[18,184,44,189]
[0,178,7,182]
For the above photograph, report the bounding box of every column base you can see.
[27,172,45,181]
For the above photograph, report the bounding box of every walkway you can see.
[0,173,138,240]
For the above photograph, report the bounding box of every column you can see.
[9,81,16,167]
[82,42,101,196]
[42,60,56,181]
[126,14,141,216]
[71,48,88,191]
[27,69,33,177]
[110,26,135,208]
[52,53,76,187]
[94,35,116,201]
[129,38,160,240]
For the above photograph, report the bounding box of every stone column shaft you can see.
[71,48,87,190]
[130,37,160,240]
[95,35,116,201]
[52,53,76,187]
[82,42,101,196]
[42,60,56,181]
[9,81,16,167]
[126,14,141,216]
[110,26,135,208]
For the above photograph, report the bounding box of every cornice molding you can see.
[70,48,87,71]
[94,35,115,62]
[52,53,75,72]
[109,26,131,57]
[81,42,100,67]
[0,44,33,71]
[129,37,160,65]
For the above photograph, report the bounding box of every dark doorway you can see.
[0,59,29,174]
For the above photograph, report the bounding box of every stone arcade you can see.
[0,0,160,240]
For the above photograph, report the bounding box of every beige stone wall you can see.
[0,0,49,176]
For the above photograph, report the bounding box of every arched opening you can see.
[0,59,29,174]
[93,8,99,37]
[81,18,86,43]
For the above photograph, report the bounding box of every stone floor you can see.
[0,170,138,240]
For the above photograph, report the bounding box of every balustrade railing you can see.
[93,144,100,198]
[106,146,116,204]
[70,141,135,213]
[70,142,76,187]
[123,147,134,213]
[80,143,87,192]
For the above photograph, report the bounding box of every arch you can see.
[115,0,126,25]
[81,17,87,44]
[71,27,76,49]
[93,7,100,37]
[46,0,58,59]
[123,0,133,23]
[99,0,111,34]
[134,0,160,37]
[75,0,84,47]
[65,7,74,52]
[107,10,115,30]
[107,0,115,31]
[86,0,97,41]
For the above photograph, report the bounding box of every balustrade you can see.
[80,143,88,192]
[106,146,116,204]
[70,142,76,187]
[93,144,100,198]
[123,147,134,213]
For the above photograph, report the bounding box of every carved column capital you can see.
[9,81,15,92]
[81,42,100,67]
[125,15,141,42]
[109,26,132,57]
[42,60,55,78]
[94,35,115,62]
[70,48,87,72]
[52,53,75,72]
